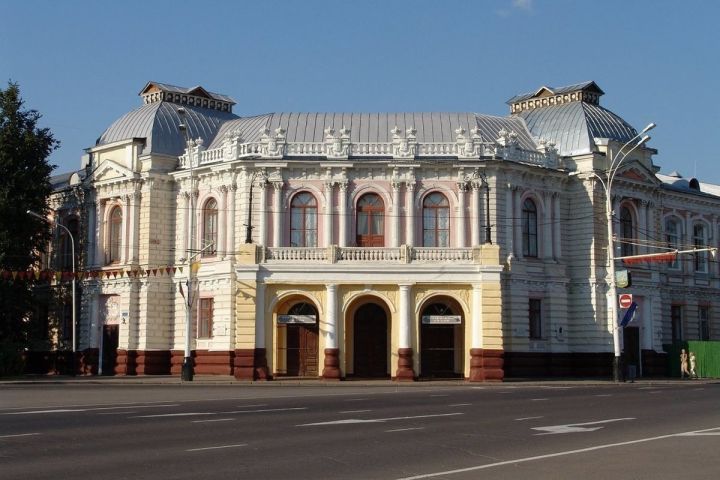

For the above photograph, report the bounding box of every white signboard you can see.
[422,315,461,325]
[278,314,317,325]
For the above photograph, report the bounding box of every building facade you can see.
[30,81,720,379]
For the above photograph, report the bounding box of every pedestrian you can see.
[689,351,697,379]
[680,349,690,379]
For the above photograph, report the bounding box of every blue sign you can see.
[619,302,638,328]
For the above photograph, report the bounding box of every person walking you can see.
[680,349,690,379]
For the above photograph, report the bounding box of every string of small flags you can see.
[0,265,186,282]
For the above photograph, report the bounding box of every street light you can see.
[178,107,196,381]
[593,122,655,382]
[27,209,76,376]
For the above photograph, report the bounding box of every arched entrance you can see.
[420,299,463,378]
[353,303,388,378]
[278,301,319,377]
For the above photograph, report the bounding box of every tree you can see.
[0,82,58,370]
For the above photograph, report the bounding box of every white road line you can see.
[395,425,720,479]
[533,418,635,435]
[134,412,217,418]
[225,407,307,414]
[186,443,247,452]
[339,409,372,414]
[448,403,471,407]
[134,407,307,418]
[344,398,368,402]
[98,411,138,415]
[677,427,720,436]
[234,404,267,408]
[298,412,463,427]
[5,404,179,415]
[531,398,548,401]
[515,416,544,421]
[429,394,448,397]
[386,427,425,433]
[0,433,41,439]
[192,418,234,423]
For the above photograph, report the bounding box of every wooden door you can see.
[353,304,388,377]
[102,325,118,376]
[286,325,319,377]
[421,324,457,378]
[356,194,385,247]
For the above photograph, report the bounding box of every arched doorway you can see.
[420,300,463,378]
[278,302,319,377]
[353,303,388,377]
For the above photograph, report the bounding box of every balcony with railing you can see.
[262,245,479,265]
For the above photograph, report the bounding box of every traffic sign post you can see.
[618,293,633,309]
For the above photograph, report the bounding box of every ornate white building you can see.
[33,81,720,379]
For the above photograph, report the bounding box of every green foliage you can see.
[0,82,58,346]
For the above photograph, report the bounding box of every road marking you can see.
[186,443,247,452]
[0,433,41,439]
[344,398,368,402]
[133,412,217,418]
[394,425,720,479]
[298,412,463,427]
[98,411,138,415]
[594,394,612,397]
[192,418,234,423]
[533,418,635,435]
[515,416,543,421]
[225,407,307,414]
[677,427,720,436]
[386,427,424,433]
[339,409,372,414]
[429,394,448,397]
[531,398,548,401]
[235,404,268,408]
[448,403,471,407]
[4,404,179,415]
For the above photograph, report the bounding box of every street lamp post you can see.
[593,123,655,382]
[178,108,195,381]
[28,209,76,376]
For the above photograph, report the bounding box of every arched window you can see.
[356,193,384,247]
[60,217,79,270]
[522,198,538,257]
[423,192,450,247]
[290,192,317,247]
[202,198,218,257]
[108,206,122,264]
[665,218,680,270]
[620,206,634,257]
[693,223,708,273]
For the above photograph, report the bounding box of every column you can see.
[391,180,401,247]
[338,182,348,247]
[258,182,268,246]
[120,196,129,264]
[396,283,414,380]
[273,182,283,248]
[505,185,515,259]
[181,192,190,259]
[218,186,228,258]
[553,193,561,259]
[227,184,236,258]
[406,182,415,246]
[254,281,269,379]
[86,198,97,267]
[322,284,341,379]
[543,192,553,259]
[639,199,649,255]
[324,181,334,247]
[457,183,467,248]
[471,181,481,246]
[469,284,484,381]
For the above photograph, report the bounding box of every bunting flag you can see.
[0,265,183,283]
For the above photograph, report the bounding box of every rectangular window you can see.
[529,299,542,339]
[196,298,214,339]
[699,306,710,341]
[671,305,683,343]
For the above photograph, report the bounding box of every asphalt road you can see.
[2,381,719,479]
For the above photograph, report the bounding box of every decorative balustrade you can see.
[178,141,555,168]
[262,246,475,264]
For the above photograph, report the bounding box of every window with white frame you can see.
[290,192,318,247]
[693,223,708,273]
[107,206,122,264]
[529,298,542,339]
[422,192,450,247]
[665,217,681,270]
[522,198,538,257]
[619,205,635,257]
[201,198,218,257]
[699,305,710,340]
[671,305,683,343]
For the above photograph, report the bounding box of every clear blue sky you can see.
[2,0,718,182]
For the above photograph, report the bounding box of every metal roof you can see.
[208,112,537,151]
[97,102,238,156]
[517,101,637,156]
[139,81,236,105]
[507,81,604,104]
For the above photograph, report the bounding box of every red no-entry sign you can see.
[618,293,633,309]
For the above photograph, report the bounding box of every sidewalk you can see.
[1,374,717,387]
